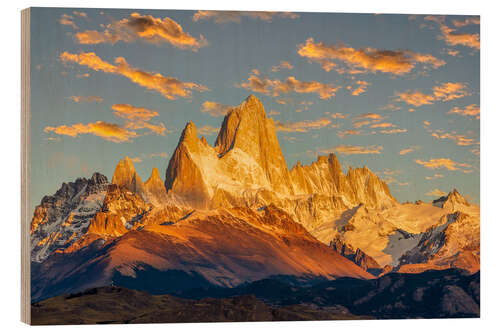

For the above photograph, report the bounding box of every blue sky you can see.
[29,8,480,214]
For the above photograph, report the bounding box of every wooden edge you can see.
[21,7,31,325]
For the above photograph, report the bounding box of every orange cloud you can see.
[440,24,480,50]
[337,129,362,138]
[297,38,445,75]
[44,121,138,143]
[59,14,78,30]
[330,144,383,155]
[452,17,480,28]
[67,95,103,103]
[201,101,233,117]
[395,82,469,106]
[192,10,299,24]
[111,104,159,121]
[399,148,414,155]
[61,52,208,100]
[380,128,407,134]
[331,113,349,119]
[448,104,480,119]
[275,117,332,133]
[425,174,444,180]
[431,131,477,146]
[238,70,339,99]
[415,158,472,172]
[272,61,294,72]
[351,80,370,96]
[75,13,207,51]
[370,122,394,128]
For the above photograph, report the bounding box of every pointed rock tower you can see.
[214,95,295,195]
[112,156,145,195]
[144,167,168,202]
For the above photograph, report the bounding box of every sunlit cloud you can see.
[297,38,445,75]
[350,80,370,96]
[200,101,233,117]
[370,122,394,128]
[72,11,88,18]
[337,129,362,138]
[452,17,480,28]
[67,95,103,103]
[320,144,383,155]
[75,12,207,51]
[44,121,138,143]
[415,158,472,172]
[395,82,469,106]
[60,52,208,100]
[424,16,480,50]
[425,188,447,197]
[330,112,349,119]
[380,128,407,134]
[425,174,444,180]
[399,147,415,155]
[192,10,299,24]
[275,117,332,133]
[59,14,78,30]
[271,61,294,72]
[448,104,480,119]
[431,131,478,146]
[237,69,339,99]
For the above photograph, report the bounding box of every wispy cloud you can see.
[399,147,415,155]
[297,38,445,75]
[111,104,167,136]
[237,69,339,99]
[192,10,299,24]
[321,144,383,155]
[59,14,79,30]
[271,61,294,72]
[75,12,207,51]
[416,158,472,172]
[45,121,138,143]
[60,52,208,100]
[395,82,469,106]
[425,174,444,180]
[275,117,332,133]
[430,130,478,146]
[424,15,480,50]
[200,101,233,117]
[448,104,480,119]
[67,95,103,103]
[337,129,362,138]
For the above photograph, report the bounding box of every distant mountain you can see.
[30,95,479,302]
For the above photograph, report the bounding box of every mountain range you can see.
[30,95,480,304]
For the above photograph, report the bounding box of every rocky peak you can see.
[433,189,469,209]
[145,167,167,200]
[112,156,144,194]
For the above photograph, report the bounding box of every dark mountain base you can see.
[31,269,479,325]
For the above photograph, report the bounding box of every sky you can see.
[29,7,480,215]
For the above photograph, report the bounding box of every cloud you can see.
[431,131,477,146]
[452,17,480,28]
[331,112,349,119]
[370,122,394,128]
[75,12,207,51]
[272,61,294,72]
[322,144,383,155]
[399,147,415,155]
[351,113,384,128]
[150,152,169,159]
[415,158,472,172]
[197,125,220,136]
[337,129,362,138]
[67,95,103,103]
[238,70,339,99]
[192,10,299,24]
[59,14,78,30]
[350,80,370,96]
[380,128,407,134]
[73,11,88,18]
[297,38,445,75]
[60,52,208,100]
[424,16,480,50]
[130,157,143,163]
[425,189,447,197]
[439,24,480,50]
[448,104,480,119]
[425,174,444,180]
[275,117,331,133]
[395,82,469,106]
[269,110,280,116]
[201,101,233,117]
[44,121,138,143]
[111,104,159,121]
